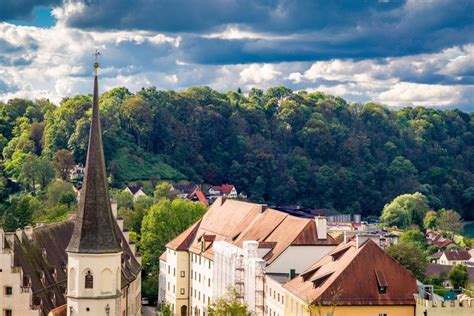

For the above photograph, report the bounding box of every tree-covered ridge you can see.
[1,86,473,219]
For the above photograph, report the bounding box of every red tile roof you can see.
[284,239,417,306]
[195,189,209,206]
[165,198,338,263]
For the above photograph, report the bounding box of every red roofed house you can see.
[283,237,418,316]
[207,184,238,199]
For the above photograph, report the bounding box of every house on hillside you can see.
[207,184,238,200]
[426,230,454,249]
[125,185,147,201]
[172,183,209,205]
[439,249,471,265]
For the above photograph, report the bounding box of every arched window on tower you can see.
[85,271,93,289]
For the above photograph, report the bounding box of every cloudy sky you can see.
[0,0,473,110]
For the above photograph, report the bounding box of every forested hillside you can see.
[1,86,473,219]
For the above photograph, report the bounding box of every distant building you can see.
[125,185,148,201]
[172,183,209,205]
[207,184,238,199]
[439,250,471,266]
[426,230,454,249]
[283,237,418,316]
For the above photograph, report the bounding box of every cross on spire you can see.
[93,49,101,63]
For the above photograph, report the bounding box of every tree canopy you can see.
[0,87,473,220]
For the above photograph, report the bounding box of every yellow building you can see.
[283,237,417,316]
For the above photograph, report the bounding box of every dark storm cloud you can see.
[59,0,474,63]
[0,0,60,20]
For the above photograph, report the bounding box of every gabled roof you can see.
[126,185,143,195]
[283,239,417,306]
[66,63,121,254]
[194,189,209,206]
[166,198,338,264]
[443,250,471,261]
[8,220,140,315]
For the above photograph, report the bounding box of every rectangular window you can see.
[378,314,388,316]
[173,268,176,277]
[180,288,185,295]
[173,285,175,293]
[168,266,170,274]
[180,271,185,278]
[4,310,12,316]
[208,279,211,287]
[4,287,12,296]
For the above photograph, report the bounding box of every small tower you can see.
[66,56,122,316]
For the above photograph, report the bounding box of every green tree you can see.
[438,209,463,234]
[122,96,152,147]
[208,288,252,316]
[53,149,75,180]
[387,242,427,280]
[380,192,429,229]
[400,229,425,247]
[140,198,206,298]
[2,195,40,231]
[45,179,75,207]
[448,264,469,289]
[423,210,438,230]
[110,188,134,209]
[153,181,176,200]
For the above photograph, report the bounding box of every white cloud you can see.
[378,83,468,107]
[239,64,282,84]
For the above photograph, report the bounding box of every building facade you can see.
[159,198,338,315]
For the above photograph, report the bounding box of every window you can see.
[4,310,12,316]
[208,279,211,287]
[173,285,175,293]
[203,294,206,303]
[174,268,176,276]
[180,271,185,278]
[378,314,387,316]
[85,271,93,289]
[180,288,185,295]
[168,266,170,274]
[4,287,12,296]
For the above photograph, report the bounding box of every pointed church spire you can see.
[66,57,121,254]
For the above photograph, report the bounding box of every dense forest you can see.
[1,86,473,220]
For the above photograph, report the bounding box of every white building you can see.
[125,185,148,201]
[159,198,338,316]
[439,250,471,266]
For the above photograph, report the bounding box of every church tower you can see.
[66,58,122,316]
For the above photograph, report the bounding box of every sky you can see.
[0,0,473,111]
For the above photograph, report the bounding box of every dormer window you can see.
[375,270,388,294]
[85,271,93,289]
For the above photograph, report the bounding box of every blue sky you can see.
[0,0,472,110]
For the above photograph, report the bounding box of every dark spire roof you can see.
[66,62,121,254]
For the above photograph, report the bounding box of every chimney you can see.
[261,204,268,213]
[289,269,296,280]
[315,216,327,240]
